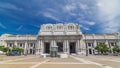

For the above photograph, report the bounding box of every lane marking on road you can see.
[0,56,39,63]
[70,55,113,68]
[0,62,38,64]
[0,62,91,65]
[30,59,49,68]
[88,56,120,63]
[70,56,90,63]
[45,62,91,64]
[108,60,120,62]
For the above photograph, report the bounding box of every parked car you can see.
[0,51,4,55]
[6,51,20,56]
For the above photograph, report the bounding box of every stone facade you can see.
[0,23,120,55]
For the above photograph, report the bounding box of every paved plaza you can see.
[0,55,120,68]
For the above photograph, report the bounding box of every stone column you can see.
[79,40,81,52]
[38,40,41,54]
[63,40,65,53]
[40,40,44,54]
[24,41,28,54]
[14,41,17,47]
[77,40,81,54]
[92,43,94,55]
[86,43,89,55]
[109,42,111,48]
[66,40,69,54]
[118,40,120,47]
[105,40,109,46]
[53,40,56,46]
[117,33,120,46]
[93,40,97,54]
[51,40,53,46]
[76,40,78,54]
[12,43,14,47]
[36,40,40,55]
[93,40,97,47]
[4,41,7,47]
[80,38,86,55]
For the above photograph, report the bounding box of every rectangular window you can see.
[9,43,12,47]
[88,43,91,47]
[30,43,33,47]
[20,43,22,47]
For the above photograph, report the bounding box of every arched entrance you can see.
[69,42,76,54]
[57,42,63,52]
[44,42,50,53]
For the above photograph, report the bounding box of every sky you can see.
[0,0,120,35]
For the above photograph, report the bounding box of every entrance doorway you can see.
[69,42,76,54]
[89,49,92,54]
[44,42,50,53]
[57,42,63,52]
[30,49,32,54]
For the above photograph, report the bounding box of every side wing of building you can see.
[83,33,120,55]
[0,34,37,54]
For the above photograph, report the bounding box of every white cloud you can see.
[0,22,6,29]
[42,12,60,21]
[87,21,95,25]
[97,0,120,33]
[63,4,77,12]
[32,25,40,28]
[77,18,96,26]
[47,8,58,13]
[0,2,23,11]
[17,25,23,31]
[40,0,96,32]
[62,1,89,15]
[80,25,90,30]
[79,3,88,10]
[83,21,95,26]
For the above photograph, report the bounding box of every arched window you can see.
[46,26,52,30]
[68,25,74,30]
[57,25,63,30]
[47,26,51,29]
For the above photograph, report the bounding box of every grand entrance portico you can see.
[37,23,83,55]
[37,35,82,55]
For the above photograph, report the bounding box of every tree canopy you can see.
[112,45,120,53]
[0,46,9,52]
[95,44,110,54]
[0,46,23,54]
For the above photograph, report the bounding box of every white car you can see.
[0,51,4,54]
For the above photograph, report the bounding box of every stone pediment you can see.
[38,23,82,36]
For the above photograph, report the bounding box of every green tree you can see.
[12,46,24,55]
[0,46,9,52]
[102,44,110,54]
[12,47,19,52]
[112,45,120,55]
[0,46,4,51]
[0,46,24,55]
[95,44,110,55]
[18,48,24,54]
[3,47,9,52]
[95,44,101,54]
